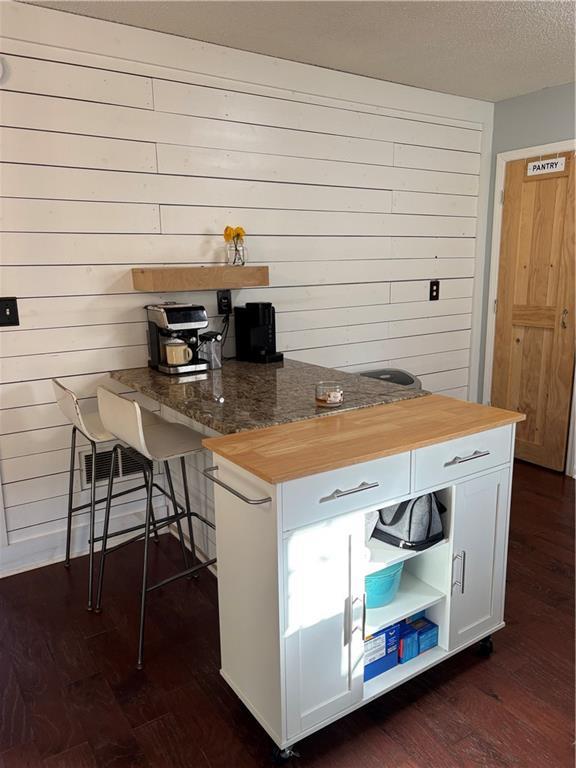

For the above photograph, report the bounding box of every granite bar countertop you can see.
[111,359,430,435]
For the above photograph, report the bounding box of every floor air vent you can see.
[80,446,142,490]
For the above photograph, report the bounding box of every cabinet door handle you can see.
[344,596,363,646]
[452,550,466,594]
[320,481,379,504]
[444,449,490,467]
[561,308,568,329]
[203,466,271,505]
[343,596,351,646]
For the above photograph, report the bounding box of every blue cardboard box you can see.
[364,623,400,681]
[398,622,419,664]
[409,617,439,654]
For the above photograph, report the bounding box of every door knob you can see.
[561,308,568,329]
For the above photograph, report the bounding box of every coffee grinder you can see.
[234,302,283,364]
[145,303,209,375]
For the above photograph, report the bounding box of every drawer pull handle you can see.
[203,466,271,505]
[320,480,379,504]
[444,449,490,467]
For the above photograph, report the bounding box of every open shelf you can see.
[365,538,449,575]
[132,265,269,291]
[364,573,445,637]
[363,646,448,702]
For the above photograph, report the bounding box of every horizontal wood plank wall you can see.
[0,3,492,574]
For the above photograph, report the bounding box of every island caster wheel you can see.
[477,635,494,657]
[272,745,300,763]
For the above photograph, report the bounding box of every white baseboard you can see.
[0,507,156,578]
[0,506,216,580]
[168,525,217,576]
[0,473,218,580]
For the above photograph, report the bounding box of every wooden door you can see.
[449,468,510,650]
[283,510,365,739]
[492,151,575,470]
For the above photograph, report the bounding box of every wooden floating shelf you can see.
[132,265,269,292]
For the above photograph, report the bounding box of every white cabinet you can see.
[449,468,510,650]
[209,428,516,751]
[283,510,365,738]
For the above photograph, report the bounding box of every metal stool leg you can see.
[86,441,97,611]
[64,426,77,568]
[137,466,154,670]
[164,461,189,570]
[180,456,199,575]
[94,445,118,613]
[141,463,159,543]
[150,510,160,543]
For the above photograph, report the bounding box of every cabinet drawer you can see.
[413,426,512,491]
[281,453,410,531]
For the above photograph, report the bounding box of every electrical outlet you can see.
[217,289,232,315]
[0,297,19,326]
[429,280,440,301]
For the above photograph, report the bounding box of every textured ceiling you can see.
[24,1,576,101]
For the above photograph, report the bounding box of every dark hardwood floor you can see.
[0,460,573,767]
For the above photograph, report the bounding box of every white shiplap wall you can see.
[0,2,493,575]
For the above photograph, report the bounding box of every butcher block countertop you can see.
[203,395,525,484]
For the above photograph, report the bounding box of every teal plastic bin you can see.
[365,562,404,609]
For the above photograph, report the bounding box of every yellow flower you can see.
[223,226,234,242]
[234,226,246,240]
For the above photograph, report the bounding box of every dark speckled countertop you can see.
[111,359,429,435]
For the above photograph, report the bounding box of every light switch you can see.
[429,281,440,301]
[0,297,20,326]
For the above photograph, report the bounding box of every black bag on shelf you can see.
[371,493,446,550]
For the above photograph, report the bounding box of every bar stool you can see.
[53,379,151,611]
[95,386,216,669]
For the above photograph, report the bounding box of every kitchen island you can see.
[111,360,524,757]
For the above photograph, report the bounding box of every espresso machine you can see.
[146,303,209,375]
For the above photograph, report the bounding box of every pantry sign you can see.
[525,156,567,178]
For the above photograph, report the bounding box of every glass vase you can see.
[226,241,246,266]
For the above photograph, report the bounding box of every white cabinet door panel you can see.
[284,511,365,738]
[449,468,510,649]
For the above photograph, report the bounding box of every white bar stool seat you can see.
[53,379,115,444]
[132,410,204,460]
[80,411,116,443]
[52,379,150,611]
[95,386,216,669]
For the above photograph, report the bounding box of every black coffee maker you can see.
[234,302,283,364]
[146,303,209,375]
